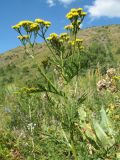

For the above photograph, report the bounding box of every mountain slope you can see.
[0,24,120,86]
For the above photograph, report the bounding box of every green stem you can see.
[38,67,63,96]
[71,140,78,160]
[39,31,58,64]
[60,51,65,81]
[28,104,36,160]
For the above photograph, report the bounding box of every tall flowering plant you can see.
[12,8,116,160]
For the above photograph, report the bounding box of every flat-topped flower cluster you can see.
[12,19,51,32]
[12,19,51,47]
[12,7,87,54]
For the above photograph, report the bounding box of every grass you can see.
[0,68,120,159]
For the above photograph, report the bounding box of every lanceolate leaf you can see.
[100,107,114,136]
[93,119,114,149]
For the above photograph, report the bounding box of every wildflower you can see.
[47,33,59,46]
[60,33,70,41]
[12,24,21,30]
[27,123,36,130]
[70,8,77,12]
[66,11,79,19]
[77,8,83,14]
[109,104,115,110]
[50,33,58,39]
[114,115,119,119]
[66,8,86,20]
[81,12,87,16]
[59,39,64,43]
[76,38,83,43]
[79,46,84,50]
[18,20,33,27]
[72,12,79,17]
[66,14,73,19]
[29,23,40,31]
[44,21,51,28]
[75,39,83,48]
[17,35,30,40]
[12,21,33,30]
[35,18,45,24]
[64,24,73,30]
[46,37,52,41]
[106,68,116,78]
[60,33,68,38]
[97,79,107,91]
[68,40,75,46]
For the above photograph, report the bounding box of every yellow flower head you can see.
[70,8,77,12]
[77,8,83,13]
[44,21,51,27]
[66,13,73,19]
[66,8,87,20]
[81,12,87,16]
[66,8,84,19]
[17,35,30,40]
[60,33,70,41]
[66,11,79,19]
[50,33,58,39]
[47,33,59,41]
[30,23,40,31]
[76,38,83,43]
[35,19,51,29]
[64,24,73,30]
[35,18,45,24]
[18,20,33,27]
[80,46,84,50]
[12,24,21,29]
[68,40,75,46]
[59,39,64,43]
[72,12,79,17]
[60,33,68,38]
[46,37,52,41]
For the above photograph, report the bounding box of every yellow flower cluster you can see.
[68,40,75,46]
[47,33,70,44]
[29,23,40,32]
[64,24,74,30]
[35,19,51,28]
[17,35,30,40]
[65,8,87,35]
[47,33,59,41]
[76,39,84,49]
[66,8,87,19]
[12,19,51,32]
[60,33,70,41]
[68,39,84,49]
[12,20,33,30]
[76,38,83,43]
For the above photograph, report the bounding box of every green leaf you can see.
[78,107,86,121]
[93,119,114,149]
[100,107,114,136]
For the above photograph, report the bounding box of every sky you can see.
[0,0,120,53]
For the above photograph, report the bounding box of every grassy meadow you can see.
[0,7,120,160]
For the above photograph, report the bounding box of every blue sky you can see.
[0,0,120,53]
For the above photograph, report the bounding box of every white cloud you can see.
[58,0,75,5]
[86,0,120,18]
[47,0,55,7]
[46,0,75,7]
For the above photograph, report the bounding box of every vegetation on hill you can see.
[0,7,120,160]
[0,24,120,87]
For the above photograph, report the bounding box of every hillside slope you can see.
[0,24,120,86]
